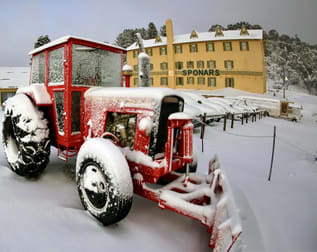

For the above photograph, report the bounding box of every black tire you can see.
[2,94,50,178]
[76,138,133,225]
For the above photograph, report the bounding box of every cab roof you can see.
[28,35,126,56]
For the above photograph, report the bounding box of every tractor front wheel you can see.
[76,138,133,225]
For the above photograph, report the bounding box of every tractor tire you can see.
[76,138,133,225]
[2,94,50,178]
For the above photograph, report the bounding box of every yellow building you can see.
[127,19,266,94]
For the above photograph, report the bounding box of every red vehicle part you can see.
[133,155,241,251]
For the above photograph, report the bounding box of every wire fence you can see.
[198,118,315,157]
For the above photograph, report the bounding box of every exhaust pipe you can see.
[136,33,151,87]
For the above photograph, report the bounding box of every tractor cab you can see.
[27,36,126,159]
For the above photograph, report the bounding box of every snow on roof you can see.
[29,35,126,56]
[85,87,181,100]
[126,30,263,50]
[198,87,279,100]
[0,67,30,88]
[127,36,167,50]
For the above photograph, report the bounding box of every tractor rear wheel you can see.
[2,94,50,178]
[76,138,133,225]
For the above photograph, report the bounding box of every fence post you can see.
[268,126,276,181]
[254,113,257,122]
[246,113,248,124]
[231,113,234,128]
[200,113,206,152]
[223,114,227,131]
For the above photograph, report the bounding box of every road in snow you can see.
[0,90,317,251]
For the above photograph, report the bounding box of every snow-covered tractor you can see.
[2,36,241,251]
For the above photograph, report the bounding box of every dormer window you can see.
[155,35,162,43]
[215,26,224,37]
[240,25,249,36]
[190,30,198,39]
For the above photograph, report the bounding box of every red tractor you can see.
[2,36,241,251]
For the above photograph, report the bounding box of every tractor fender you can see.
[17,84,52,106]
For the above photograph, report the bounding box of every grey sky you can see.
[1,0,316,66]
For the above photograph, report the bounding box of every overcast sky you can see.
[1,0,316,66]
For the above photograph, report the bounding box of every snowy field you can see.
[0,89,317,251]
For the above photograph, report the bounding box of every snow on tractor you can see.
[2,36,241,251]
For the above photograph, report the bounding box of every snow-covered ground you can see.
[0,88,316,251]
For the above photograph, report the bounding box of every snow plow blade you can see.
[157,156,242,251]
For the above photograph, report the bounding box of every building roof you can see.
[0,67,30,88]
[29,35,126,56]
[126,29,263,50]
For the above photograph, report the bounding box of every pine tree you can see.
[160,25,166,36]
[34,35,51,48]
[147,22,158,39]
[115,28,147,48]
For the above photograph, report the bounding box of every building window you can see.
[187,77,194,85]
[223,42,232,51]
[134,78,138,86]
[149,78,153,85]
[176,77,184,86]
[225,60,234,70]
[208,77,216,87]
[240,41,249,51]
[198,77,205,85]
[189,43,198,53]
[187,61,194,69]
[150,64,153,70]
[146,48,153,56]
[197,60,204,68]
[175,61,183,70]
[207,60,216,69]
[133,50,138,58]
[160,62,168,70]
[133,65,138,71]
[175,45,182,54]
[160,77,168,85]
[206,42,214,52]
[160,46,167,55]
[225,78,234,87]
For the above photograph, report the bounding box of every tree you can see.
[208,24,225,32]
[115,28,147,48]
[34,35,51,49]
[160,25,166,36]
[147,22,158,39]
[268,29,279,40]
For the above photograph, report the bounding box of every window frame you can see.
[176,77,184,86]
[189,43,198,53]
[240,41,249,51]
[223,41,232,51]
[197,60,204,68]
[160,46,167,55]
[175,44,183,54]
[198,77,205,85]
[187,76,194,85]
[224,60,234,70]
[208,77,216,87]
[207,60,216,69]
[160,77,168,85]
[206,42,215,52]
